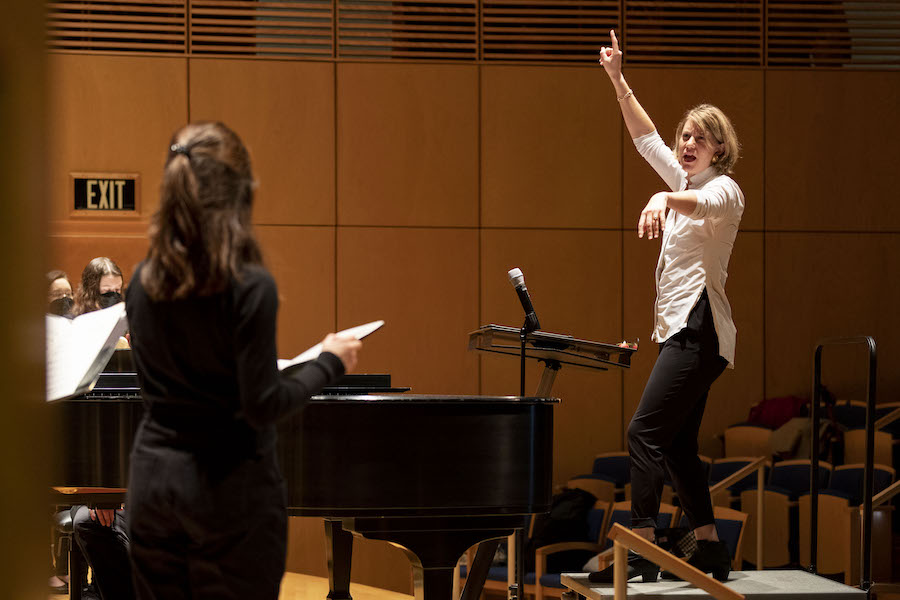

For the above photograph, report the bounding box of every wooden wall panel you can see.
[622,232,764,459]
[765,233,900,402]
[766,70,900,232]
[190,59,336,226]
[336,63,479,227]
[47,54,187,225]
[480,229,623,484]
[622,68,764,232]
[481,66,621,229]
[336,227,479,394]
[256,226,335,358]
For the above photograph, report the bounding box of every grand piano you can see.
[52,351,559,600]
[54,330,635,600]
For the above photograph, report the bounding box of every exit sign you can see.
[71,173,140,215]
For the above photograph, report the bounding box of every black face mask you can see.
[48,296,74,317]
[98,291,123,309]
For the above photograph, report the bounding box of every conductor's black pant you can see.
[628,288,728,531]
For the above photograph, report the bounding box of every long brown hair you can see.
[142,122,262,301]
[74,257,123,315]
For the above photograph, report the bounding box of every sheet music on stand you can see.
[468,324,637,372]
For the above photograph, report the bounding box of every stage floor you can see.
[561,570,866,599]
[50,572,414,600]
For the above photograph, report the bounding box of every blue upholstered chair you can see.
[798,463,895,583]
[567,475,616,505]
[591,451,630,493]
[768,459,832,500]
[739,459,832,567]
[460,503,613,600]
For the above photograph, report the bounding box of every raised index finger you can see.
[610,29,619,52]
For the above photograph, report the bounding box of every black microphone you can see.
[507,267,540,333]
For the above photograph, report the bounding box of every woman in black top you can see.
[125,121,361,600]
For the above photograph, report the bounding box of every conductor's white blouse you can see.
[632,130,744,367]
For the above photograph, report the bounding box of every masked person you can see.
[73,257,125,316]
[47,270,74,317]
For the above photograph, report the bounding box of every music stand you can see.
[468,324,637,397]
[465,324,637,600]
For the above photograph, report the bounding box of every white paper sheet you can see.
[277,320,384,371]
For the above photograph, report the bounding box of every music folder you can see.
[46,303,129,402]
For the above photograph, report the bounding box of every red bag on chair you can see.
[747,395,807,430]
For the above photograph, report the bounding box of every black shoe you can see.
[690,540,731,582]
[588,551,659,584]
[662,539,731,582]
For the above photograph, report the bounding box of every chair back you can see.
[829,463,895,505]
[724,424,773,458]
[567,475,616,505]
[591,452,630,487]
[832,399,868,430]
[843,429,893,467]
[769,459,832,500]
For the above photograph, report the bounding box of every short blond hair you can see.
[674,104,740,175]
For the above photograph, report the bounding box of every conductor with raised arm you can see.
[593,31,744,583]
[125,121,362,600]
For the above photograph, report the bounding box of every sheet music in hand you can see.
[46,302,129,402]
[277,320,384,373]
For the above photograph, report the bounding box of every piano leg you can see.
[460,539,501,600]
[395,546,455,600]
[344,516,523,600]
[515,529,525,600]
[325,519,353,600]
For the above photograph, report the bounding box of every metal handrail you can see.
[811,336,876,592]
